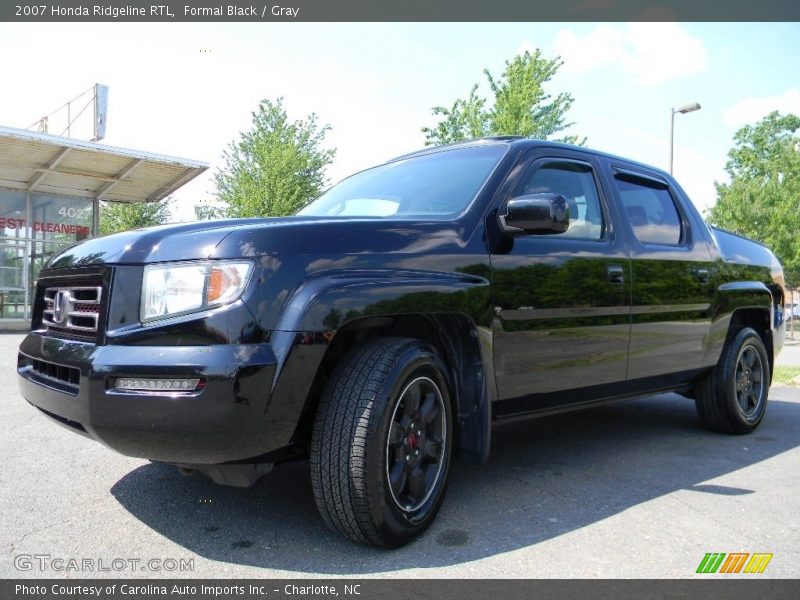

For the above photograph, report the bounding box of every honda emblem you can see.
[52,290,71,325]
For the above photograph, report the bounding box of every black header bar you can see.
[3,579,800,600]
[3,0,800,22]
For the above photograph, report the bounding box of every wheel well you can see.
[291,314,490,463]
[728,308,773,374]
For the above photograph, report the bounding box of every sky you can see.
[1,22,799,220]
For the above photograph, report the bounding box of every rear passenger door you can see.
[607,165,715,381]
[491,150,631,412]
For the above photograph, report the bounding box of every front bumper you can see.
[17,333,289,463]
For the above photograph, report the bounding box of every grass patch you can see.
[773,365,800,386]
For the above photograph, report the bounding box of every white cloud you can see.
[670,147,724,215]
[722,89,800,128]
[552,23,707,85]
[549,26,624,72]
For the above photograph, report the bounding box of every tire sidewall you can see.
[719,328,770,429]
[362,343,453,546]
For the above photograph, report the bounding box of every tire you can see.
[695,327,770,434]
[310,337,453,547]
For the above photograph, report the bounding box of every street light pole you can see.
[669,109,675,175]
[669,102,702,174]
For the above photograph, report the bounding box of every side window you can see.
[518,160,604,240]
[614,175,682,246]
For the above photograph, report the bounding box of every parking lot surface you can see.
[2,333,799,578]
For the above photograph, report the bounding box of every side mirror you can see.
[498,193,570,236]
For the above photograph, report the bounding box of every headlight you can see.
[141,260,253,322]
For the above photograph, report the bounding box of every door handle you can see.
[607,264,624,284]
[695,268,710,283]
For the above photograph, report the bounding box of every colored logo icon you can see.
[697,552,773,574]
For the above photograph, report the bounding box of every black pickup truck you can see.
[18,137,786,547]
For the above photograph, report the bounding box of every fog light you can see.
[115,378,201,392]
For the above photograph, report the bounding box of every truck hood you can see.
[46,216,471,269]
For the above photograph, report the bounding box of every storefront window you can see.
[31,193,93,243]
[0,242,26,318]
[1,190,27,241]
[29,240,61,283]
[0,188,95,319]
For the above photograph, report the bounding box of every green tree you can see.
[215,98,335,217]
[423,84,489,145]
[708,111,800,286]
[99,198,172,235]
[193,198,226,221]
[422,50,583,146]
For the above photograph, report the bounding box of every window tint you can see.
[519,161,604,240]
[615,176,682,245]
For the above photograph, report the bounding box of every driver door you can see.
[491,151,631,414]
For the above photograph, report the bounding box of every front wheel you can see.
[310,337,453,547]
[695,327,770,434]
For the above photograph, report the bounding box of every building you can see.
[0,125,207,327]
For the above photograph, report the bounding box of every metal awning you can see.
[0,125,208,202]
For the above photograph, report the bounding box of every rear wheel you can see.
[695,327,770,434]
[310,337,453,547]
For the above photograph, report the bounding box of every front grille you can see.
[42,286,102,337]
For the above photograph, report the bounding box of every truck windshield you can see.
[297,144,507,219]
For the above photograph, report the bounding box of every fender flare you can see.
[702,281,774,367]
[267,269,494,464]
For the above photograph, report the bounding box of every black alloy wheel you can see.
[733,344,766,420]
[386,375,447,514]
[695,327,770,434]
[310,336,453,547]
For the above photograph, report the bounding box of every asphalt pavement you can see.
[2,333,799,578]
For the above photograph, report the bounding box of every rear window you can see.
[298,145,507,220]
[615,176,683,245]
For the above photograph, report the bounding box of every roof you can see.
[390,136,675,181]
[388,136,522,163]
[0,125,208,202]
